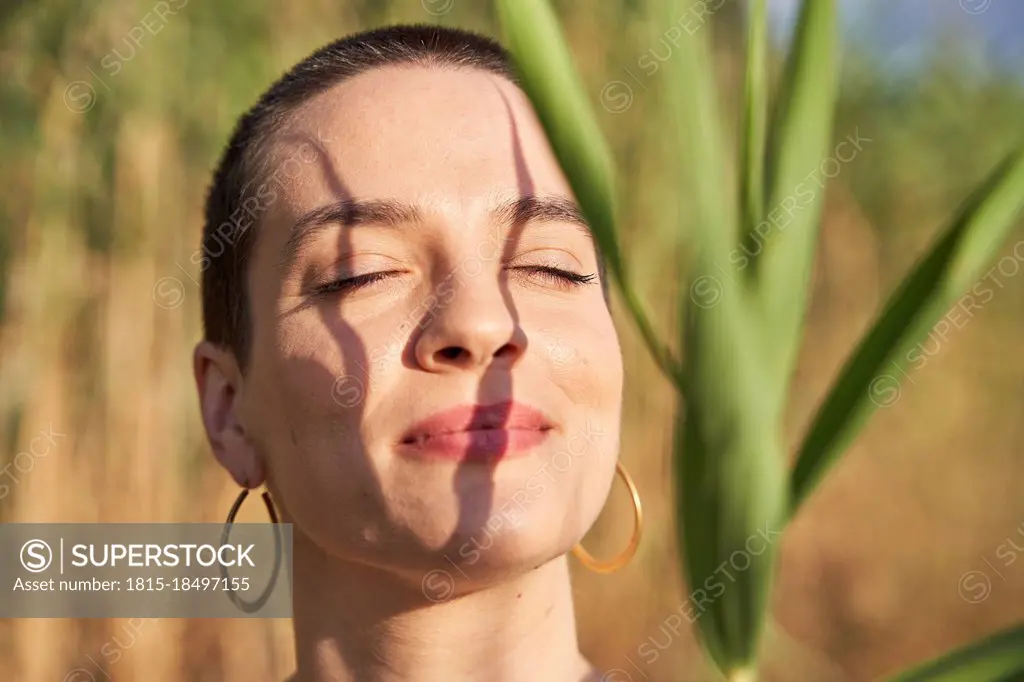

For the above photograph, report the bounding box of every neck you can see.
[288,532,595,682]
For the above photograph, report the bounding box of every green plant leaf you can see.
[662,0,734,262]
[666,1,786,676]
[495,0,681,384]
[738,0,768,253]
[791,148,1024,512]
[755,0,839,399]
[495,0,620,273]
[886,623,1024,682]
[677,261,787,680]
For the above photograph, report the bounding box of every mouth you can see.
[397,401,556,461]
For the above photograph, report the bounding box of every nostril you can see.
[438,346,464,361]
[493,342,518,359]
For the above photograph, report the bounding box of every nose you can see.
[413,272,526,373]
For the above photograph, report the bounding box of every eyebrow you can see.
[494,195,592,242]
[279,198,423,269]
[278,194,592,271]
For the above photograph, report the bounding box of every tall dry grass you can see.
[1,1,1022,680]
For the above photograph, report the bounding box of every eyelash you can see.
[514,265,598,290]
[314,271,399,295]
[314,266,597,296]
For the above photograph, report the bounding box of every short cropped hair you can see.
[200,24,604,371]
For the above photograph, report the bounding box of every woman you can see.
[193,23,642,682]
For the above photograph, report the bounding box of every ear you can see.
[193,340,265,489]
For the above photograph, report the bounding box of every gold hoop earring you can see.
[219,487,283,613]
[571,460,643,574]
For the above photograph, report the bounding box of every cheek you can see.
[260,317,360,418]
[245,343,390,559]
[535,305,623,411]
[533,304,623,497]
[263,306,401,415]
[244,315,370,502]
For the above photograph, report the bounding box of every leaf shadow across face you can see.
[269,80,547,610]
[433,87,535,569]
[265,129,392,624]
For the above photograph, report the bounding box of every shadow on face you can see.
[233,65,625,593]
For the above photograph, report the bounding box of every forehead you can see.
[264,65,572,212]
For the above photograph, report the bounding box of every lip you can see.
[396,401,556,462]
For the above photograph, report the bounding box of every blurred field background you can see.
[0,0,1022,680]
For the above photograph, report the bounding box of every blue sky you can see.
[766,0,1023,75]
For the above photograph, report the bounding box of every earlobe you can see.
[193,340,265,489]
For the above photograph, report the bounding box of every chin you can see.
[396,441,614,571]
[437,482,599,577]
[436,519,576,586]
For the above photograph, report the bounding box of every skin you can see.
[194,64,624,682]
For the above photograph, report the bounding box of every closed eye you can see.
[314,266,597,296]
[510,265,598,290]
[314,271,403,296]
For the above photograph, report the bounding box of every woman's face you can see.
[233,65,623,588]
